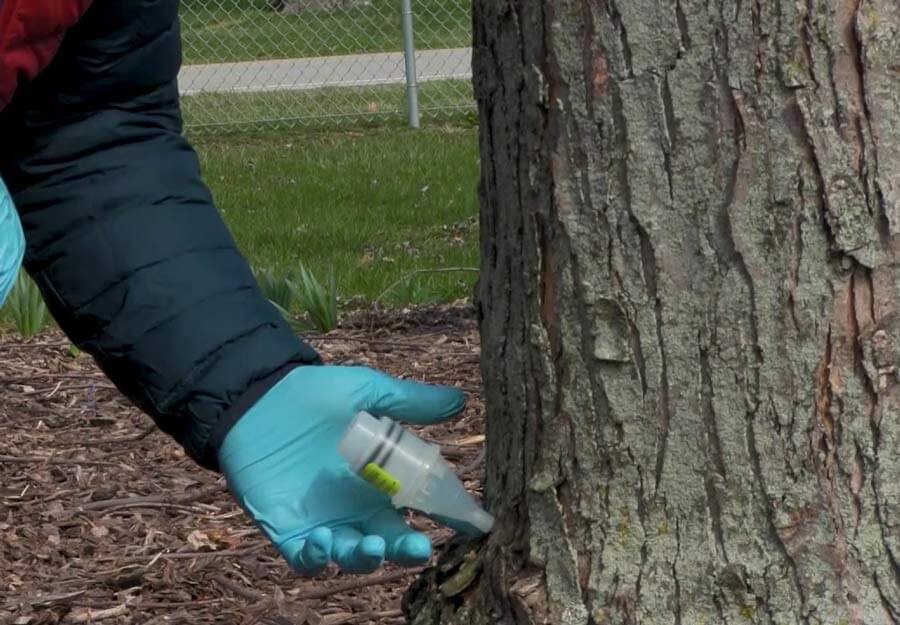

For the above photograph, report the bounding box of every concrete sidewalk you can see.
[178,47,472,95]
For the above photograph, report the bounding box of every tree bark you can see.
[405,1,900,624]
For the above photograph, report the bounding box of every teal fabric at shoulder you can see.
[0,175,24,306]
[0,0,321,470]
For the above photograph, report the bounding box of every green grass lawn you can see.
[1,124,480,336]
[194,124,481,307]
[181,79,475,133]
[180,0,471,65]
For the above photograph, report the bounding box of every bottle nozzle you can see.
[428,501,494,536]
[470,507,495,534]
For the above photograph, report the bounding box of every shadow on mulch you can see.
[0,304,485,625]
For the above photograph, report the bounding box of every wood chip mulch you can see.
[0,303,485,625]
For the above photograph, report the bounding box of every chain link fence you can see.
[178,0,474,132]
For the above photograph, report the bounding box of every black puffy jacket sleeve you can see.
[0,0,321,470]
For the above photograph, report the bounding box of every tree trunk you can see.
[405,1,900,624]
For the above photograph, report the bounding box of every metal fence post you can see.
[401,0,420,128]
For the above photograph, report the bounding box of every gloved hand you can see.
[218,365,466,575]
[0,177,25,306]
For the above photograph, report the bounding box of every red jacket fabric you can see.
[0,0,93,110]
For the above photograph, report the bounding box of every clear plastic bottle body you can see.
[338,411,494,535]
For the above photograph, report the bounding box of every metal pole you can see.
[401,0,420,129]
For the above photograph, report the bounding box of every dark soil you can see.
[0,304,485,625]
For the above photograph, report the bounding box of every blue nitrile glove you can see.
[0,177,25,307]
[218,365,466,575]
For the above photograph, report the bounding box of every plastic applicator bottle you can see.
[338,411,494,535]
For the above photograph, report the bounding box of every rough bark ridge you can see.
[404,1,900,624]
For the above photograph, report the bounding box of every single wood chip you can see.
[64,604,128,623]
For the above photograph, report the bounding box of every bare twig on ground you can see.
[296,568,424,601]
[2,590,86,610]
[71,598,222,611]
[324,609,404,625]
[139,612,190,625]
[76,484,223,512]
[0,372,104,384]
[306,334,478,357]
[214,568,423,605]
[1,487,79,508]
[139,601,220,609]
[100,502,210,515]
[211,574,265,601]
[91,425,158,445]
[25,383,116,395]
[93,544,266,568]
[0,340,68,349]
[0,454,122,467]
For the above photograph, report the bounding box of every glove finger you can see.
[332,526,385,574]
[282,526,333,575]
[360,508,432,566]
[366,372,466,425]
